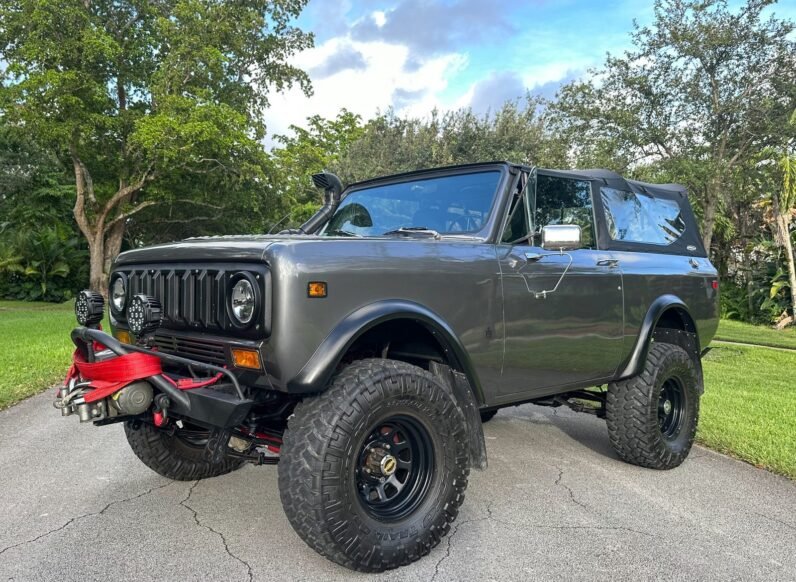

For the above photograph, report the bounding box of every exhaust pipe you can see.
[298,172,344,234]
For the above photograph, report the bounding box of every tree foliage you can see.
[0,0,313,293]
[271,110,365,227]
[552,0,796,252]
[334,99,568,183]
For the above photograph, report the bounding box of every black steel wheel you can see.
[606,342,700,470]
[658,378,686,440]
[279,359,470,572]
[356,415,434,520]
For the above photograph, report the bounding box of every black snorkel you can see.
[298,172,344,234]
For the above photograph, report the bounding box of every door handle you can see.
[597,259,620,268]
[524,252,543,262]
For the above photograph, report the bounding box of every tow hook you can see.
[153,394,170,427]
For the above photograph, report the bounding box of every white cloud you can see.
[262,36,467,145]
[520,62,582,89]
[371,11,387,27]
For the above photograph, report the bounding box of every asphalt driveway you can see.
[1,391,794,581]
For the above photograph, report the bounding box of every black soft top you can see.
[539,167,706,257]
[347,162,707,257]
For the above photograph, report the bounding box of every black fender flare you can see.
[618,294,701,381]
[287,300,488,470]
[288,299,485,402]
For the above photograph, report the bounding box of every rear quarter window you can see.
[600,187,686,245]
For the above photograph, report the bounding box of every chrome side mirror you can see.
[541,224,582,250]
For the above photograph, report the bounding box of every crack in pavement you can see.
[0,481,173,559]
[753,512,796,532]
[179,480,253,582]
[430,499,657,579]
[529,524,656,537]
[554,466,590,512]
[431,505,493,582]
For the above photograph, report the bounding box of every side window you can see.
[600,187,685,245]
[534,176,595,248]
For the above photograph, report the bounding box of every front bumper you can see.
[58,327,255,428]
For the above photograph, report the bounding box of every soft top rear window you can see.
[600,187,686,246]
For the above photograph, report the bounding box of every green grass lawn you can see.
[0,300,76,409]
[715,319,796,350]
[700,343,796,479]
[1,303,794,479]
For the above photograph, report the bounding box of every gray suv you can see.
[57,162,719,572]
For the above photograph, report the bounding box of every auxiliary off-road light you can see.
[127,294,163,336]
[75,290,105,327]
[231,348,261,370]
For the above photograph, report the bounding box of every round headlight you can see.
[111,276,126,313]
[231,279,255,324]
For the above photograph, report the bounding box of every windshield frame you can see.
[321,163,511,240]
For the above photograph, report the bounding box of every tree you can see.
[770,140,796,326]
[553,0,796,252]
[0,121,75,231]
[0,0,313,293]
[337,98,567,184]
[271,110,364,227]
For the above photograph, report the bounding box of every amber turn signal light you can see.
[113,329,132,345]
[231,348,261,370]
[308,282,327,298]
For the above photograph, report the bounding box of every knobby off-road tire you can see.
[278,359,470,573]
[124,421,244,481]
[480,409,498,423]
[606,342,700,470]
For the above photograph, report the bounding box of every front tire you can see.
[606,342,700,470]
[124,421,245,481]
[278,359,470,572]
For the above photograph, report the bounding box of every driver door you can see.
[496,172,624,401]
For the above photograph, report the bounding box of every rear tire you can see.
[278,359,470,572]
[124,421,245,481]
[606,342,700,470]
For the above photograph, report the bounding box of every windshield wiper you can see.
[382,226,440,238]
[325,229,361,237]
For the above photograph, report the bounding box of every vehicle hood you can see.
[115,235,290,266]
[114,233,483,266]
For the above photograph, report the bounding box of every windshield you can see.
[322,171,502,237]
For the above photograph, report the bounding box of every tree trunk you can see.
[775,211,796,323]
[701,181,719,254]
[88,233,107,297]
[103,220,126,285]
[71,144,153,296]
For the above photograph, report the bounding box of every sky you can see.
[262,0,795,143]
[261,0,650,140]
